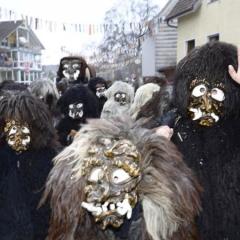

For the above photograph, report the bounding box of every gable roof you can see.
[165,0,202,21]
[0,20,45,49]
[0,20,22,42]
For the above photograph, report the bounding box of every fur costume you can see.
[41,115,202,240]
[136,85,174,129]
[88,77,108,113]
[0,90,61,240]
[104,81,135,116]
[129,83,160,119]
[0,79,28,94]
[100,100,122,120]
[28,79,62,127]
[164,41,240,240]
[55,84,100,146]
[56,56,96,93]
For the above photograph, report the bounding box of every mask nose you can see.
[201,92,212,112]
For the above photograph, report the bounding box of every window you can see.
[208,34,219,43]
[186,39,195,55]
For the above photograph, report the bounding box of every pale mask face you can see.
[62,59,82,82]
[81,138,141,230]
[68,103,83,119]
[4,119,31,152]
[188,79,225,126]
[95,83,106,98]
[114,92,127,106]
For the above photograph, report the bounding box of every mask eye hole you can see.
[115,93,120,98]
[111,169,131,184]
[121,93,126,98]
[211,88,225,101]
[9,126,18,135]
[77,103,83,108]
[21,126,30,134]
[88,168,104,182]
[192,84,207,97]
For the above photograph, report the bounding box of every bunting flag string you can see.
[0,5,165,36]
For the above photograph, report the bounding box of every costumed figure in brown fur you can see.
[0,90,62,240]
[40,115,202,240]
[56,56,96,95]
[158,41,240,240]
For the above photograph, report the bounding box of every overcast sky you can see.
[1,0,169,64]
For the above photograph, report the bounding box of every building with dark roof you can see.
[164,0,240,61]
[0,20,45,84]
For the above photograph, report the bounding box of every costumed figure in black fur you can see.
[28,79,63,127]
[88,77,108,113]
[0,90,61,240]
[159,41,240,240]
[56,56,96,95]
[55,84,100,146]
[40,115,202,240]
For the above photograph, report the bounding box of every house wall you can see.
[155,19,178,72]
[177,0,240,61]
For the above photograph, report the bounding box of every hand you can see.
[228,46,240,84]
[155,125,173,140]
[70,130,77,138]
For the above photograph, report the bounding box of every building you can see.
[165,0,240,62]
[0,20,44,84]
[141,0,178,83]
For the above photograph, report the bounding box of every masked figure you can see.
[41,115,202,240]
[56,56,96,94]
[56,84,100,146]
[0,90,61,240]
[88,77,108,113]
[159,41,240,240]
[104,81,135,117]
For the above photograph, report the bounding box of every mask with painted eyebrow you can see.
[81,138,141,230]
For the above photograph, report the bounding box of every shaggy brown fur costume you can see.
[41,116,202,240]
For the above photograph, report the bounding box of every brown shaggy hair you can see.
[41,116,202,240]
[0,90,60,149]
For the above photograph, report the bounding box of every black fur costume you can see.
[165,41,240,240]
[88,77,108,113]
[0,90,61,240]
[41,116,202,240]
[56,84,100,146]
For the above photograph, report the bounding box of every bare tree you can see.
[99,0,160,56]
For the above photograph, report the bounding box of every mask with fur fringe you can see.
[40,116,202,240]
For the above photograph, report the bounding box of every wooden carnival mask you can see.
[4,119,31,152]
[188,79,225,126]
[81,138,141,229]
